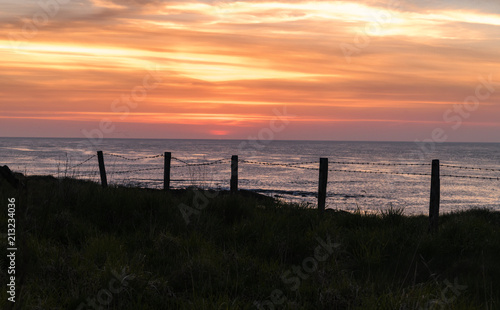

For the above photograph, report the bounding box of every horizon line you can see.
[1,136,500,144]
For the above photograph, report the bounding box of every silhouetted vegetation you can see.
[1,176,499,309]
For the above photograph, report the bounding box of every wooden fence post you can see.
[164,152,171,191]
[97,151,108,188]
[318,158,328,214]
[231,155,238,193]
[428,159,440,233]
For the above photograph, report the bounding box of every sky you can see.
[1,0,499,142]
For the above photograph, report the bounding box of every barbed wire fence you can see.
[9,150,497,225]
[57,152,499,219]
[62,154,100,183]
[61,153,232,190]
[106,153,164,188]
[61,153,500,190]
[239,159,499,180]
[6,150,496,230]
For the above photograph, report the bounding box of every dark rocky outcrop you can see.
[0,165,25,189]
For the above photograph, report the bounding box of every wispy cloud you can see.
[1,0,499,140]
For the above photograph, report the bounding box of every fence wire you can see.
[241,160,317,167]
[108,157,228,176]
[113,167,164,174]
[441,163,500,172]
[327,168,430,177]
[172,157,229,167]
[242,159,431,167]
[241,160,500,181]
[327,161,430,167]
[172,156,189,165]
[104,153,164,161]
[441,174,499,180]
[66,155,97,170]
[60,154,499,185]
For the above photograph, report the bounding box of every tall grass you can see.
[0,176,499,309]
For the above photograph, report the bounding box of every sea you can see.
[1,137,499,215]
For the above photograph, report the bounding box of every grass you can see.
[1,176,499,309]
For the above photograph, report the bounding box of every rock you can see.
[0,165,25,189]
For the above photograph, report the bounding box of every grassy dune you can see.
[1,176,499,309]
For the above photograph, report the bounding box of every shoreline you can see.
[3,171,498,217]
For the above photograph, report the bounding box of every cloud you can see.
[1,0,499,140]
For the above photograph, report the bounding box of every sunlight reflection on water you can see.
[1,138,499,215]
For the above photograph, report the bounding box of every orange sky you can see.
[1,0,499,141]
